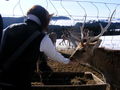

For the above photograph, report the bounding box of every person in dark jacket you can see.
[0,5,73,89]
[0,14,3,45]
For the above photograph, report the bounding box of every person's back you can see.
[0,19,45,88]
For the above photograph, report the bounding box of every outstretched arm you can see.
[40,35,70,64]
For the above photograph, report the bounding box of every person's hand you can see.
[68,60,76,64]
[69,55,76,61]
[68,57,77,64]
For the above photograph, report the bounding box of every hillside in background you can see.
[2,16,71,29]
[2,16,120,38]
[3,17,25,28]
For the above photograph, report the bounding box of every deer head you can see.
[70,10,115,64]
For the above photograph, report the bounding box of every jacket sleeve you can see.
[40,35,70,64]
[0,14,3,43]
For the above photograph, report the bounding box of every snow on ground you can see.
[56,35,120,50]
[100,35,120,50]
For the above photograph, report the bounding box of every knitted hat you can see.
[27,5,51,29]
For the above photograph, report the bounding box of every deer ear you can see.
[49,13,54,18]
[93,39,102,49]
[91,39,102,54]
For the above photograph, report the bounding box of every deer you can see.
[59,29,82,48]
[48,32,57,46]
[59,33,70,46]
[70,10,120,90]
[59,30,75,48]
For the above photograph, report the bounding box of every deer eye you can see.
[83,50,86,52]
[81,49,86,53]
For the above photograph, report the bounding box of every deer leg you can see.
[59,40,64,46]
[64,40,67,45]
[71,38,77,48]
[59,42,61,45]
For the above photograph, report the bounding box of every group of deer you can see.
[68,10,120,90]
[59,29,82,48]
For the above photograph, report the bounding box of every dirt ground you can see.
[32,49,106,87]
[47,49,104,81]
[47,59,104,81]
[32,59,106,86]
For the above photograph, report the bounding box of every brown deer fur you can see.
[70,42,120,90]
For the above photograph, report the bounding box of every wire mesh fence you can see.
[1,0,120,50]
[1,0,120,20]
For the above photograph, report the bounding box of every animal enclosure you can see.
[1,0,120,90]
[32,72,107,90]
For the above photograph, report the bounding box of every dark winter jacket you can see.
[0,19,45,88]
[0,14,3,45]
